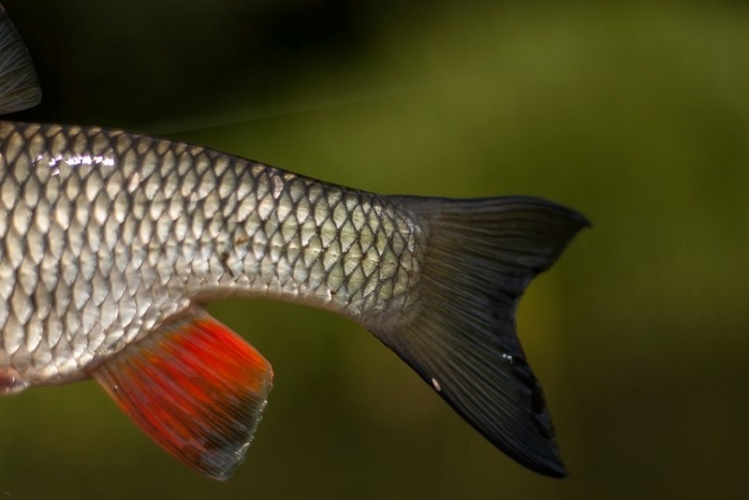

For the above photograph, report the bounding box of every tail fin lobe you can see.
[369,196,589,477]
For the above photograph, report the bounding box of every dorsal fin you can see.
[0,3,41,114]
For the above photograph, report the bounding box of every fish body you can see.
[0,4,589,480]
[0,121,421,389]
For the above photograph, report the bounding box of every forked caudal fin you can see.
[368,196,589,477]
[93,306,273,480]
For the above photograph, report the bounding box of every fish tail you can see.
[367,196,589,477]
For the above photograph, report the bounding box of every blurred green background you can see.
[2,0,748,498]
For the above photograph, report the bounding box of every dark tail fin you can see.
[368,196,589,477]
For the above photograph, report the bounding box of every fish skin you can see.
[0,121,423,388]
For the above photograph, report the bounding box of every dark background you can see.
[1,1,748,499]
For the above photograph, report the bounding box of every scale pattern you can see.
[0,121,424,388]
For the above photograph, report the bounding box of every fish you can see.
[0,4,589,480]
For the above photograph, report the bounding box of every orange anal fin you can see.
[93,307,273,480]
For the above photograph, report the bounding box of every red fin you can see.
[93,306,273,480]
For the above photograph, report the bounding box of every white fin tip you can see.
[431,377,442,392]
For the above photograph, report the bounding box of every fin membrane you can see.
[93,306,273,480]
[0,4,42,114]
[371,196,589,477]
